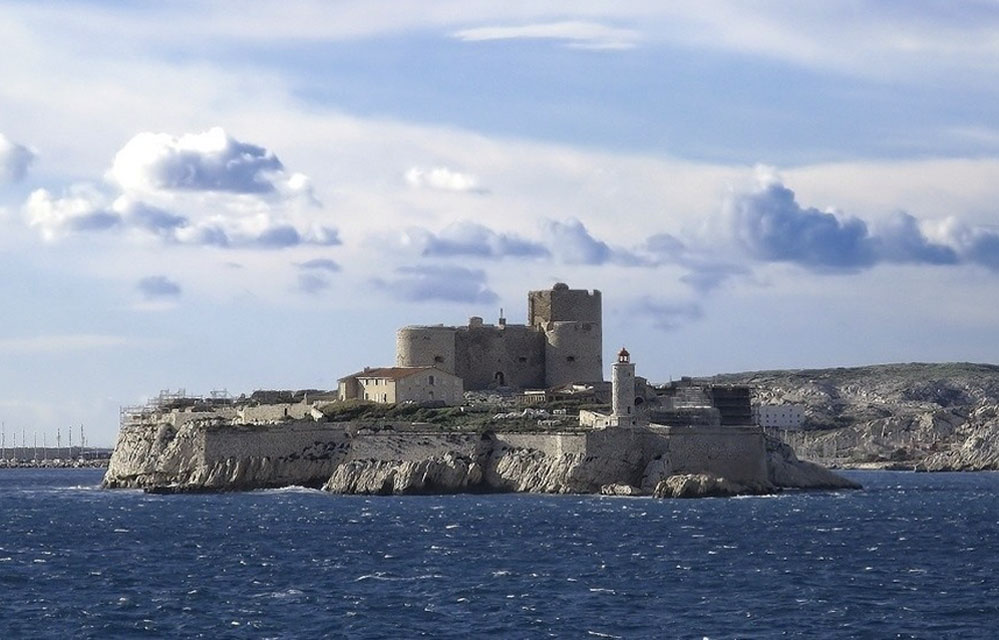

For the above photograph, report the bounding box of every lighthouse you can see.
[611,347,636,426]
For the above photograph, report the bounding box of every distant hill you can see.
[700,363,999,470]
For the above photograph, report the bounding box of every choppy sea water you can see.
[1,470,997,639]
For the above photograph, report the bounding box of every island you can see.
[103,284,858,497]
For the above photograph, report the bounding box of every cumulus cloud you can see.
[22,127,338,249]
[408,221,548,259]
[0,133,35,183]
[13,127,339,249]
[633,298,704,331]
[542,218,646,266]
[405,166,484,193]
[137,275,181,299]
[110,127,285,194]
[727,172,876,270]
[934,219,999,271]
[23,186,338,249]
[452,21,640,50]
[639,232,748,292]
[725,169,965,272]
[373,265,498,304]
[24,187,120,241]
[873,211,958,265]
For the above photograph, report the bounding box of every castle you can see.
[395,283,603,390]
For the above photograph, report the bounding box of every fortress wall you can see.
[201,421,351,462]
[494,432,588,457]
[544,321,603,386]
[651,425,769,486]
[455,325,545,389]
[396,326,457,374]
[170,408,235,428]
[236,402,312,424]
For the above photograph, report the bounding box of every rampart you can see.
[104,412,776,495]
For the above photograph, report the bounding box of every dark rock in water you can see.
[653,474,743,498]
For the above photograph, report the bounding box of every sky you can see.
[2,1,999,446]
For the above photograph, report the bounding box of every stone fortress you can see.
[396,283,602,390]
[101,282,859,497]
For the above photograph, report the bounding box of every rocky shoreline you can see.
[102,415,859,498]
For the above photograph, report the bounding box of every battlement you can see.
[528,283,601,328]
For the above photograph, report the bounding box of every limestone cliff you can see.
[103,419,350,491]
[709,363,999,471]
[105,414,857,497]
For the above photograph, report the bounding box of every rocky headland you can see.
[707,362,999,471]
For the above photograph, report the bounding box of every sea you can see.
[1,470,997,639]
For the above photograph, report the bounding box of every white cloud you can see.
[405,166,484,193]
[110,127,285,194]
[24,186,119,241]
[22,128,337,249]
[453,21,640,50]
[0,132,35,183]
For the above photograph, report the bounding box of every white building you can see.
[337,367,463,405]
[753,404,805,429]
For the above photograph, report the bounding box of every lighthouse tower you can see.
[611,347,637,426]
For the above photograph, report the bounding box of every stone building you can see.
[395,283,602,390]
[337,367,463,405]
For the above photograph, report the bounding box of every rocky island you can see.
[102,284,859,497]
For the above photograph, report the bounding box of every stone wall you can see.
[544,321,603,387]
[105,410,848,495]
[395,285,604,391]
[454,324,546,389]
[396,325,457,373]
[528,285,601,327]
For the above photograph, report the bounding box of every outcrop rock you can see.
[653,474,746,499]
[918,419,999,471]
[600,483,643,496]
[323,453,482,494]
[765,435,861,490]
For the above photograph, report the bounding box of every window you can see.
[567,356,575,363]
[434,355,444,364]
[429,375,435,385]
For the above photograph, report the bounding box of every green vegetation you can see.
[314,397,611,432]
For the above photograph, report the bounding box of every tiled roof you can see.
[338,366,437,382]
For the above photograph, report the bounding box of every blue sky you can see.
[2,1,999,445]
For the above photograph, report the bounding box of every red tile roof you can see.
[338,366,439,382]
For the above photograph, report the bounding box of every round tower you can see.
[395,326,457,375]
[611,347,636,426]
